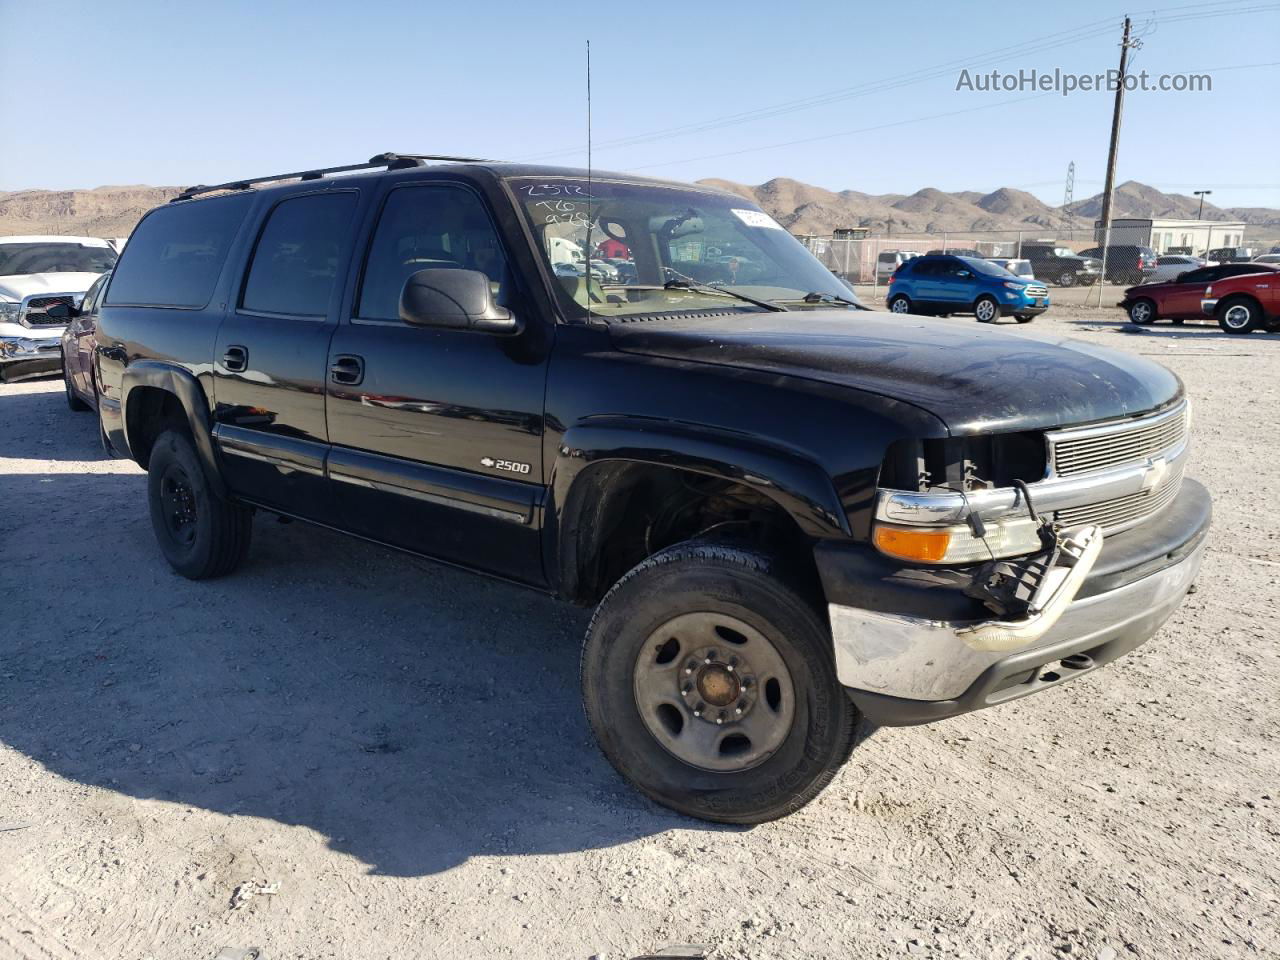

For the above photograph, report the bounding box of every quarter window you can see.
[105,193,252,308]
[358,185,507,321]
[241,192,358,317]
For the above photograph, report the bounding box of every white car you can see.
[876,250,918,280]
[0,236,117,382]
[986,257,1035,280]
[1147,254,1208,283]
[1251,254,1280,266]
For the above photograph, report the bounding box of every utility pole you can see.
[1194,189,1212,219]
[1062,161,1076,240]
[1094,16,1137,307]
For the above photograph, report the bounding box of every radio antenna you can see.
[585,38,593,323]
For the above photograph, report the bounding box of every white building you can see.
[1093,218,1246,255]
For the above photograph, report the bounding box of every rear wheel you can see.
[1014,314,1036,324]
[973,295,999,323]
[1217,296,1263,334]
[888,294,912,314]
[1127,298,1157,325]
[581,540,859,824]
[147,429,252,579]
[1057,270,1077,287]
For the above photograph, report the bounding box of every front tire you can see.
[581,540,859,824]
[1127,298,1157,325]
[1056,270,1077,287]
[973,295,999,323]
[888,294,912,314]
[1014,314,1036,324]
[147,429,252,579]
[62,353,90,412]
[1217,296,1263,334]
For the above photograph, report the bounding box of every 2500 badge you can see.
[480,457,532,475]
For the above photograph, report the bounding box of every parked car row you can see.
[38,154,1207,824]
[1118,261,1280,333]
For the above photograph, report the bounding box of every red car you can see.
[1119,262,1280,333]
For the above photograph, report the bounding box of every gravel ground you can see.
[1,302,1276,960]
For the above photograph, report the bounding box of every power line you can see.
[519,0,1276,163]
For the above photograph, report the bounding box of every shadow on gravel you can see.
[1,390,705,878]
[0,379,112,463]
[1065,318,1280,343]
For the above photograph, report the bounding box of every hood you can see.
[608,311,1181,436]
[0,272,102,301]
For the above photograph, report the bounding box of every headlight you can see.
[0,301,20,324]
[1002,282,1024,290]
[873,515,1043,565]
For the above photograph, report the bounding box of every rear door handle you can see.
[223,345,248,372]
[330,355,364,386]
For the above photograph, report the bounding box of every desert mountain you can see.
[1,178,1276,241]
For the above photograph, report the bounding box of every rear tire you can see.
[1217,296,1263,334]
[581,540,859,824]
[1127,298,1157,325]
[1056,271,1077,287]
[147,429,252,579]
[973,295,999,323]
[1014,314,1035,324]
[888,294,912,314]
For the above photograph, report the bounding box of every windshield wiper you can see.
[662,278,788,312]
[792,291,867,309]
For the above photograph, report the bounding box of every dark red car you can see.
[1119,262,1280,333]
[57,271,109,410]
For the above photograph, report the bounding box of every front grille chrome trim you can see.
[1047,400,1189,478]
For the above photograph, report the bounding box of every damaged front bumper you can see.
[0,333,63,382]
[817,478,1210,725]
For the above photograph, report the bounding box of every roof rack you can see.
[170,152,488,202]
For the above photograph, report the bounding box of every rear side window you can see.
[241,192,358,317]
[105,193,252,308]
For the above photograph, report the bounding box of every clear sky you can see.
[2,0,1277,209]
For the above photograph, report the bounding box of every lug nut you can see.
[726,664,734,672]
[716,712,725,725]
[735,705,744,715]
[681,684,692,696]
[693,702,704,718]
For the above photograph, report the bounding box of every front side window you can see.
[80,274,108,313]
[0,242,116,277]
[241,192,357,317]
[358,185,507,321]
[510,177,860,320]
[106,193,252,308]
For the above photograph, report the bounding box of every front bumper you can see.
[819,478,1210,725]
[1201,298,1218,314]
[0,333,63,381]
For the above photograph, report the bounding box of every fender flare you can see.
[546,417,849,600]
[121,360,226,497]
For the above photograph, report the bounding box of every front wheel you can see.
[1014,314,1036,324]
[581,540,859,824]
[1217,296,1263,335]
[888,294,912,314]
[62,352,90,412]
[1127,298,1157,325]
[973,296,999,323]
[147,429,253,579]
[1057,271,1077,287]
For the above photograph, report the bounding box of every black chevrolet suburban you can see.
[93,154,1210,823]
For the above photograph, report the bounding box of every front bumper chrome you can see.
[0,333,62,361]
[1201,298,1218,313]
[830,531,1203,705]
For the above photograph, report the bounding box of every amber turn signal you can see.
[872,525,952,564]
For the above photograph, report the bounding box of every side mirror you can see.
[44,301,78,320]
[399,268,522,336]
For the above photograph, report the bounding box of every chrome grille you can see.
[1025,284,1049,297]
[1055,463,1184,533]
[1051,402,1188,477]
[21,295,75,327]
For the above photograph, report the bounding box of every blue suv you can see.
[886,255,1050,323]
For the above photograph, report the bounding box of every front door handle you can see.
[330,355,364,386]
[223,345,248,372]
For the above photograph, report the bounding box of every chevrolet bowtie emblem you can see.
[1141,455,1168,493]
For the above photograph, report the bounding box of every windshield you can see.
[0,242,117,277]
[510,178,861,320]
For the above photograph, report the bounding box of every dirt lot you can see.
[2,301,1277,960]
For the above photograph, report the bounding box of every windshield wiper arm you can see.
[663,278,788,312]
[797,291,866,308]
